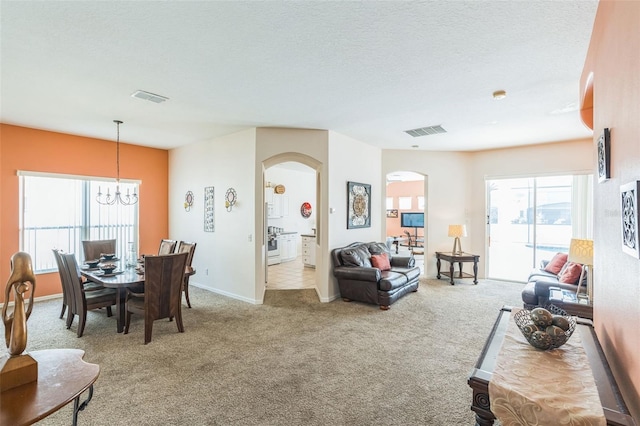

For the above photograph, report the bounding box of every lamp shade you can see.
[568,238,593,265]
[448,224,467,238]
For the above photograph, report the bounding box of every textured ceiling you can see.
[0,1,597,151]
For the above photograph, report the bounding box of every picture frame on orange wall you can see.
[620,180,639,258]
[597,128,611,183]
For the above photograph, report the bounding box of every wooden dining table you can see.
[81,262,195,333]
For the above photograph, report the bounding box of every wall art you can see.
[347,181,371,229]
[386,209,398,218]
[597,128,611,183]
[204,186,215,232]
[300,202,312,218]
[184,191,194,212]
[620,180,639,258]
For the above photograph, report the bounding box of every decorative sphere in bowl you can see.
[100,263,117,274]
[514,305,575,350]
[101,253,116,260]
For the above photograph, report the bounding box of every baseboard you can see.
[189,282,261,305]
[0,293,62,309]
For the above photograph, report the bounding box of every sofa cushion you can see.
[391,266,420,282]
[379,271,409,291]
[559,262,582,284]
[544,252,568,274]
[371,253,391,271]
[340,245,372,268]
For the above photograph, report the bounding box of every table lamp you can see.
[448,224,467,255]
[568,238,593,301]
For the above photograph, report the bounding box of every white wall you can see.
[328,131,382,298]
[169,128,257,303]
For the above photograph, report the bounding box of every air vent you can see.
[131,90,169,104]
[404,125,446,137]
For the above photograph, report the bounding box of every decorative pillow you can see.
[370,253,391,271]
[544,252,568,274]
[340,249,365,267]
[559,262,583,284]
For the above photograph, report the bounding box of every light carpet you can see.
[21,277,524,425]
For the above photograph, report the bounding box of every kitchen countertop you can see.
[279,231,298,235]
[301,234,316,238]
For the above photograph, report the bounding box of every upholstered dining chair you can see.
[60,253,117,337]
[52,249,104,321]
[158,239,178,255]
[176,241,197,308]
[82,239,117,262]
[124,251,189,344]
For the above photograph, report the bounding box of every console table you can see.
[468,307,636,426]
[0,349,99,426]
[435,251,479,285]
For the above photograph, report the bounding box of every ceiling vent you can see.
[131,90,169,104]
[404,125,446,137]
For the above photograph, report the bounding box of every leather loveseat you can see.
[331,242,420,310]
[521,255,587,309]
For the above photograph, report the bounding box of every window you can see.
[398,197,412,210]
[386,197,393,209]
[19,172,139,273]
[417,196,425,210]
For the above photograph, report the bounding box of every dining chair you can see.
[52,249,105,321]
[82,239,117,262]
[176,241,197,308]
[60,253,117,337]
[124,251,189,344]
[158,239,178,255]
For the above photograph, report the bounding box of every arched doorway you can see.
[265,161,316,290]
[385,171,427,274]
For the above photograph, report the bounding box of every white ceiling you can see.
[0,1,597,152]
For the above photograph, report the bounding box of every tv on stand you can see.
[400,212,424,239]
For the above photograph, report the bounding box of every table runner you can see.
[488,308,606,426]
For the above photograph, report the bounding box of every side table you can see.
[436,251,479,285]
[548,287,594,320]
[1,348,99,426]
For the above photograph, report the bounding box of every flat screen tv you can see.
[401,212,424,228]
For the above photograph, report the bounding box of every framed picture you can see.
[204,186,215,232]
[347,181,371,229]
[620,180,639,258]
[386,209,398,218]
[597,128,611,182]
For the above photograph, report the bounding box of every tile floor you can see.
[266,250,424,290]
[266,256,316,290]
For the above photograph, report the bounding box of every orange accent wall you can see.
[581,0,640,419]
[385,181,425,238]
[0,124,169,303]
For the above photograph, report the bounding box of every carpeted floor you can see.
[22,277,524,425]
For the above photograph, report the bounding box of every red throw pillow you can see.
[559,262,583,284]
[370,253,391,271]
[544,252,568,274]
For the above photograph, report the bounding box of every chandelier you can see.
[96,120,138,206]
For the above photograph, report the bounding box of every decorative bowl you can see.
[85,259,100,268]
[100,263,117,274]
[101,253,116,260]
[514,305,576,350]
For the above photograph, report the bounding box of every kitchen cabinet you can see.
[302,235,316,268]
[280,233,297,262]
[266,191,288,219]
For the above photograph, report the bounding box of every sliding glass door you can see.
[487,175,592,282]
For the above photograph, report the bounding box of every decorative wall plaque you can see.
[597,128,611,183]
[204,186,215,232]
[347,181,371,229]
[620,180,639,258]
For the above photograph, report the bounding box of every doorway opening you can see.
[265,161,316,290]
[385,171,426,274]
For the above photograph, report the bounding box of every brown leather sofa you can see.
[331,242,420,310]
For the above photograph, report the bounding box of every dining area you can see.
[55,238,196,344]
